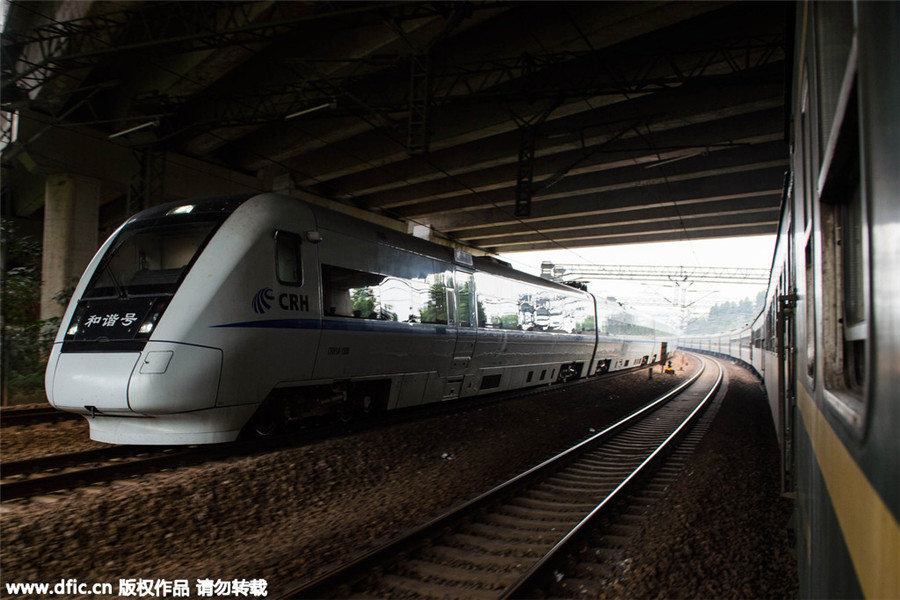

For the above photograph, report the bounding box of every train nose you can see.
[127,342,222,414]
[49,342,222,415]
[50,352,143,415]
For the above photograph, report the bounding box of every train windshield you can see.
[83,221,218,298]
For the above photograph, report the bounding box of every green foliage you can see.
[351,286,377,318]
[685,290,765,334]
[581,315,596,332]
[418,283,447,324]
[2,220,68,401]
[476,300,487,328]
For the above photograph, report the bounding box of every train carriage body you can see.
[682,3,899,597]
[46,192,675,445]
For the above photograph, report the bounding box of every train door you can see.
[445,270,476,398]
[777,226,797,496]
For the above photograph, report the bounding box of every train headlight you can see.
[135,298,170,339]
[166,204,195,215]
[64,305,87,340]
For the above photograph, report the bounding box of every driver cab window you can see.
[275,231,302,285]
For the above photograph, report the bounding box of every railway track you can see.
[278,355,723,599]
[515,363,728,598]
[0,434,327,501]
[0,446,208,501]
[0,406,78,427]
[0,362,683,502]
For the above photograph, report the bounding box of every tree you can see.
[351,286,377,318]
[685,290,765,334]
[1,220,66,403]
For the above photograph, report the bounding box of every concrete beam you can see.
[359,109,785,210]
[491,223,778,253]
[466,208,782,249]
[461,194,783,242]
[9,113,263,217]
[285,60,784,196]
[418,164,787,231]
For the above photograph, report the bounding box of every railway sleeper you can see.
[417,545,530,572]
[443,533,546,557]
[401,558,517,583]
[482,511,577,531]
[576,455,634,469]
[549,466,633,481]
[500,503,594,520]
[535,484,615,499]
[465,522,558,544]
[558,464,635,479]
[511,495,599,512]
[537,479,612,495]
[522,488,589,503]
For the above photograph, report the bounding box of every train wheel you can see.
[558,363,578,382]
[250,399,284,437]
[337,400,354,423]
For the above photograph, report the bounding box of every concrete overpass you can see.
[1,0,789,318]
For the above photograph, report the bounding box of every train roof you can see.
[297,194,591,297]
[127,194,255,224]
[125,192,590,298]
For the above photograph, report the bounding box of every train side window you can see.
[837,183,867,396]
[819,75,868,425]
[418,272,449,325]
[275,231,303,285]
[321,262,448,324]
[811,0,869,432]
[456,271,475,327]
[804,238,816,381]
[444,271,457,326]
[321,264,385,318]
[475,272,519,329]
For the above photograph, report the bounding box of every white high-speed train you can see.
[45,193,676,444]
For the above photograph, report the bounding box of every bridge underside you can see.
[2,1,788,256]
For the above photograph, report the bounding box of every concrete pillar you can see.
[40,174,100,320]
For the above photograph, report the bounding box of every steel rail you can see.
[0,362,675,502]
[0,406,78,427]
[277,358,709,599]
[0,447,204,501]
[0,445,182,477]
[500,355,724,598]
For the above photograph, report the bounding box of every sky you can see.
[500,234,776,330]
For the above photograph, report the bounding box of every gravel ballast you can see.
[590,359,798,599]
[1,355,796,598]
